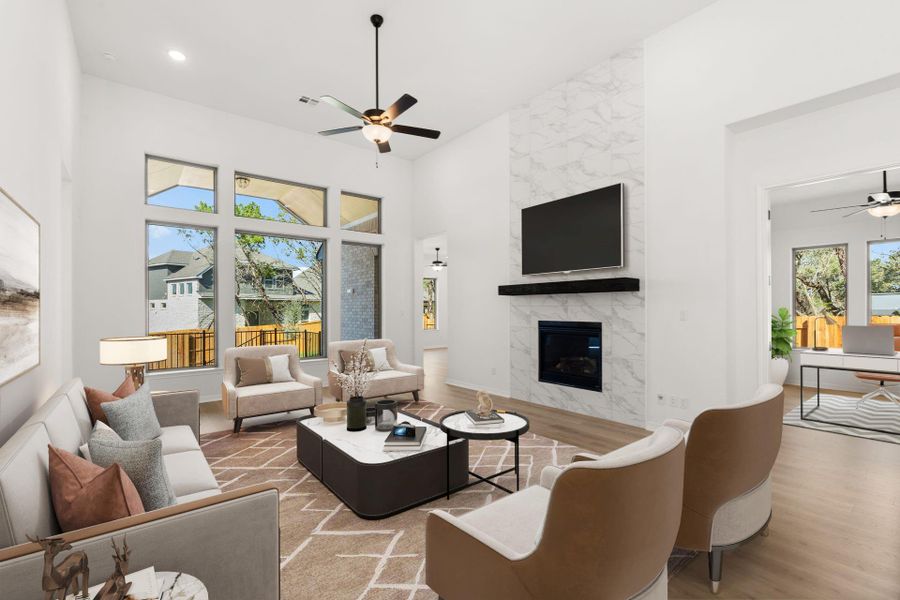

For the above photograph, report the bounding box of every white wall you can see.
[412,115,511,396]
[771,193,900,390]
[644,0,900,426]
[0,0,80,443]
[74,76,415,399]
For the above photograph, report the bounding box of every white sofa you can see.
[222,344,323,432]
[327,339,423,402]
[0,378,280,599]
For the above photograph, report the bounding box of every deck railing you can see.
[148,322,323,371]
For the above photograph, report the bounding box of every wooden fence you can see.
[148,321,323,371]
[794,315,900,348]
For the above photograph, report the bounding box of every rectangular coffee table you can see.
[296,412,469,519]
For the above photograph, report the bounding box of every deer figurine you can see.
[27,535,90,600]
[92,537,132,600]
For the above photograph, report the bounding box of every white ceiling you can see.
[66,0,714,159]
[770,166,900,207]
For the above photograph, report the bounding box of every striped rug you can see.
[783,394,900,444]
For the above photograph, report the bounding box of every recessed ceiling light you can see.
[168,49,186,62]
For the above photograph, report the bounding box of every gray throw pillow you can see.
[88,426,176,510]
[101,384,161,441]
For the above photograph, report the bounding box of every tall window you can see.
[234,173,325,227]
[341,243,381,339]
[793,244,847,348]
[147,223,216,370]
[340,192,381,233]
[234,232,324,358]
[146,156,216,212]
[423,278,437,330]
[869,239,900,324]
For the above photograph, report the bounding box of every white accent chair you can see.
[425,424,686,600]
[222,345,323,433]
[327,339,423,402]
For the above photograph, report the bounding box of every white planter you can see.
[769,357,789,385]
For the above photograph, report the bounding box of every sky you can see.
[147,186,321,268]
[870,239,900,261]
[0,191,39,290]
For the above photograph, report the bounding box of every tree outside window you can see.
[423,278,437,330]
[869,239,900,324]
[793,245,847,348]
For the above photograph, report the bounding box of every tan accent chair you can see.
[425,424,686,600]
[222,345,323,433]
[327,339,423,402]
[666,383,784,594]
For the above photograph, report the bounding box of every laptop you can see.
[841,325,896,356]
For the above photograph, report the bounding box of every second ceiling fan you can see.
[317,14,440,154]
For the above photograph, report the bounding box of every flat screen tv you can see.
[521,183,623,275]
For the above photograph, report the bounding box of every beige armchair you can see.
[327,339,423,402]
[222,345,322,433]
[667,383,784,593]
[426,424,686,600]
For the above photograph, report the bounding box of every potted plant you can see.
[331,340,373,431]
[770,307,796,385]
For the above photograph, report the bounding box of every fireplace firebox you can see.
[538,321,602,392]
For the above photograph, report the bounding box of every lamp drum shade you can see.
[99,337,167,365]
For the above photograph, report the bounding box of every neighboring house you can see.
[148,248,215,332]
[148,247,322,332]
[871,292,900,316]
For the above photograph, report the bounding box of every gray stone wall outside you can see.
[341,244,380,340]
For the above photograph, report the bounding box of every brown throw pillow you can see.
[48,445,144,532]
[237,357,271,387]
[340,350,374,373]
[85,376,137,424]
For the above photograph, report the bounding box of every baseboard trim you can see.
[443,378,511,399]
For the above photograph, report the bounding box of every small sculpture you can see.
[475,390,494,417]
[92,537,132,600]
[27,535,90,600]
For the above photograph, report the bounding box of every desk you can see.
[798,348,900,436]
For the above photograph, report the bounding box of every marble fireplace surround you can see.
[508,46,645,427]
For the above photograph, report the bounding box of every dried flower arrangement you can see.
[331,340,374,399]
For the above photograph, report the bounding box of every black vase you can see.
[346,396,367,432]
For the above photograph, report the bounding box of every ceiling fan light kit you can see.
[431,247,447,272]
[316,14,441,154]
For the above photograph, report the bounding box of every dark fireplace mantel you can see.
[498,277,639,296]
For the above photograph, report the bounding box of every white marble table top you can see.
[300,413,456,464]
[441,412,529,437]
[157,571,207,600]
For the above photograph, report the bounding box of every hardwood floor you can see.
[200,349,900,599]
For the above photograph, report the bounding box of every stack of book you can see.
[465,410,505,426]
[384,424,426,451]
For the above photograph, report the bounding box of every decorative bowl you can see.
[317,403,347,424]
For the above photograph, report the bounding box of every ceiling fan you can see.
[811,170,900,218]
[316,14,441,154]
[430,248,447,272]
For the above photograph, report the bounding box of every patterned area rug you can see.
[784,394,900,444]
[199,401,695,599]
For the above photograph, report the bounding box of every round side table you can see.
[439,411,529,499]
[157,571,208,599]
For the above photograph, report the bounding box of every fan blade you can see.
[391,124,441,139]
[320,95,367,121]
[377,141,391,153]
[843,207,872,218]
[810,203,870,213]
[318,126,363,136]
[382,94,417,122]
